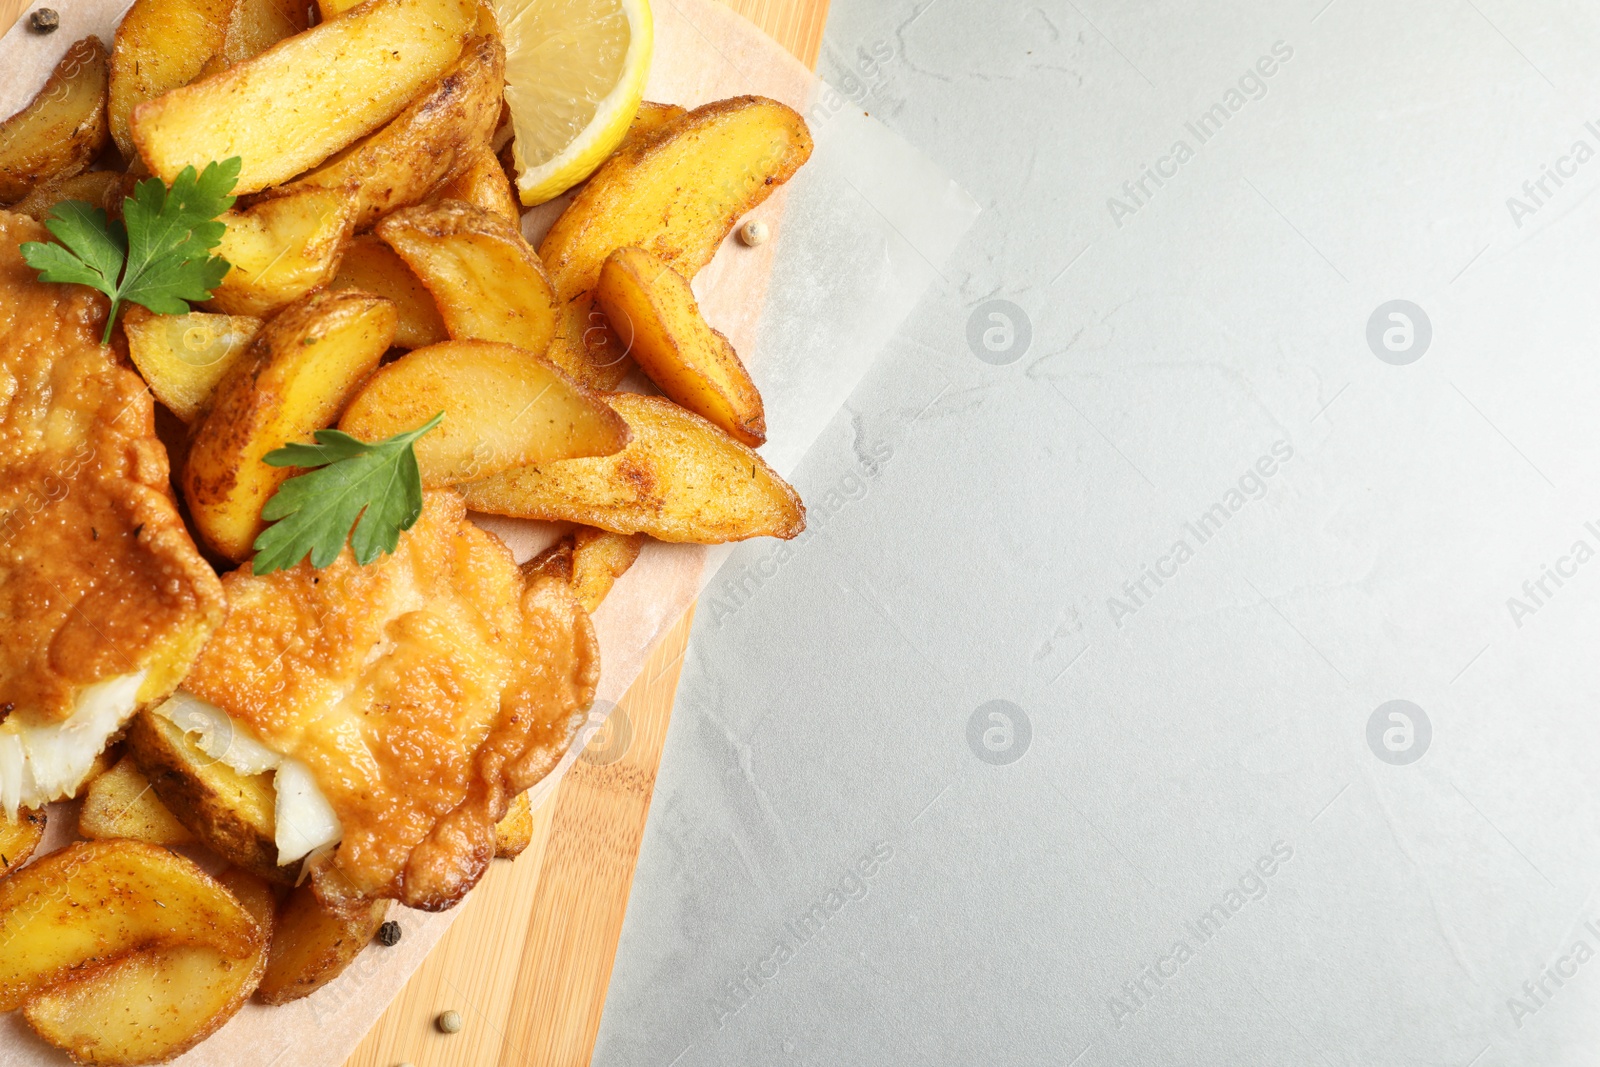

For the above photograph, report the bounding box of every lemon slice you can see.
[493,0,653,206]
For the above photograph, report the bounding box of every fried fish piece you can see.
[0,210,225,820]
[180,490,597,910]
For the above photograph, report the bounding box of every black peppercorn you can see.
[376,920,402,947]
[29,8,59,32]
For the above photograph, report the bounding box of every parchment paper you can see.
[0,1,978,1063]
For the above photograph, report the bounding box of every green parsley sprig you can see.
[251,414,445,576]
[21,158,241,345]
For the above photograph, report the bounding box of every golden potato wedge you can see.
[124,306,261,422]
[286,34,504,230]
[256,883,389,1005]
[596,247,765,446]
[8,169,121,223]
[207,186,358,317]
[131,0,477,194]
[125,710,296,884]
[223,0,311,65]
[461,392,804,542]
[317,0,363,18]
[184,290,395,560]
[0,840,260,1011]
[612,101,688,159]
[22,869,275,1066]
[377,199,558,356]
[494,791,533,859]
[538,96,813,389]
[436,142,520,223]
[338,340,628,487]
[327,234,448,349]
[109,0,231,159]
[78,756,196,845]
[0,37,110,203]
[524,527,643,613]
[0,809,45,878]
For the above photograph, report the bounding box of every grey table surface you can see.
[595,1,1600,1064]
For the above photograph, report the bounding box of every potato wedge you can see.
[0,809,45,878]
[286,34,504,230]
[615,101,688,155]
[524,527,643,613]
[596,247,765,445]
[436,142,520,223]
[327,234,448,349]
[125,710,296,884]
[109,0,231,160]
[184,290,394,560]
[79,756,196,845]
[317,0,364,18]
[461,392,804,542]
[223,0,311,65]
[377,199,559,356]
[131,0,477,194]
[257,884,389,1004]
[338,340,628,487]
[538,96,812,388]
[8,169,121,223]
[124,306,261,422]
[0,840,260,1011]
[22,869,274,1066]
[494,791,533,859]
[207,187,358,317]
[0,37,110,203]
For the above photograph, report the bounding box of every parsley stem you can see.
[101,301,117,346]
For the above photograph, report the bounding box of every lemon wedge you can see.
[493,0,654,206]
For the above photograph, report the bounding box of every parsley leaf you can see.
[250,414,445,576]
[21,158,240,345]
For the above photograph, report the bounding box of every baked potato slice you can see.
[615,100,688,155]
[376,199,559,357]
[131,0,477,194]
[596,247,765,446]
[337,340,629,487]
[22,869,275,1066]
[538,95,813,389]
[124,306,261,422]
[8,170,121,223]
[494,791,533,859]
[461,392,804,542]
[207,187,358,317]
[78,756,196,845]
[436,142,521,223]
[0,840,260,1011]
[0,808,45,878]
[327,234,448,349]
[524,527,643,614]
[125,710,297,884]
[109,0,231,159]
[184,290,395,560]
[285,33,504,230]
[222,0,311,66]
[256,883,389,1004]
[0,37,110,203]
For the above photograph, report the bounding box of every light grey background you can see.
[596,0,1600,1064]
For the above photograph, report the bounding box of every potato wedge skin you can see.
[328,233,448,349]
[109,0,231,159]
[184,290,395,560]
[0,840,260,1011]
[8,169,121,223]
[525,528,643,614]
[0,808,46,878]
[493,791,533,859]
[596,247,765,446]
[0,37,110,203]
[436,142,520,223]
[207,187,358,317]
[132,0,477,194]
[287,34,504,230]
[256,883,389,1004]
[377,199,559,357]
[78,756,196,845]
[461,393,804,543]
[124,306,261,422]
[22,869,275,1066]
[337,339,629,487]
[125,710,298,884]
[223,0,311,66]
[538,96,812,389]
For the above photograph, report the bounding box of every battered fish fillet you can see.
[0,211,226,819]
[179,490,598,910]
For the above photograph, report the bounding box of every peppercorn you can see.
[738,219,769,246]
[436,1010,463,1034]
[375,920,402,947]
[30,8,59,32]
